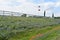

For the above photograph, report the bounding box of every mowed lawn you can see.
[0,16,60,40]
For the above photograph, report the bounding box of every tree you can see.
[21,14,27,17]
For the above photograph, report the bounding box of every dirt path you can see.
[30,26,60,40]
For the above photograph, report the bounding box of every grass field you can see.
[0,16,60,40]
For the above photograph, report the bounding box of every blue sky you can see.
[0,0,60,17]
[44,0,57,2]
[27,0,43,4]
[44,0,60,16]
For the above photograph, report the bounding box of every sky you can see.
[0,0,60,17]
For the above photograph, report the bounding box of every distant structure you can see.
[52,13,54,18]
[44,7,54,17]
[0,10,23,16]
[38,6,46,18]
[38,6,46,17]
[44,11,46,17]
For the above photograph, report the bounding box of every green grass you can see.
[0,16,60,40]
[34,29,60,40]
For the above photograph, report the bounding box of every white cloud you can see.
[55,12,60,17]
[17,0,26,3]
[0,0,43,15]
[55,2,60,7]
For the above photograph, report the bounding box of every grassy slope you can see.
[0,16,60,40]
